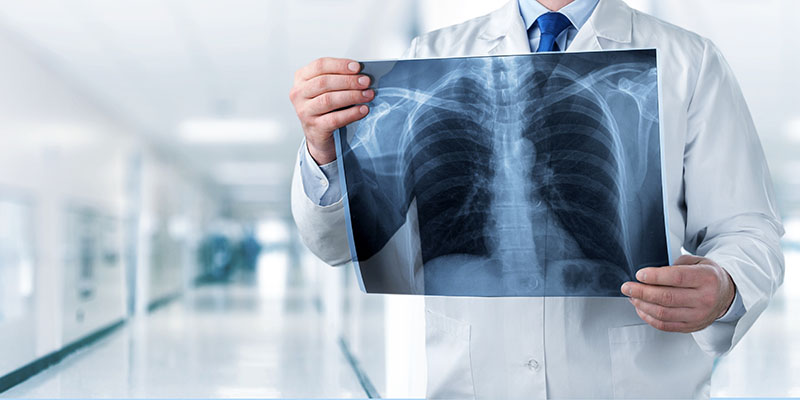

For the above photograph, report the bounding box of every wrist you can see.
[717,268,736,319]
[306,138,337,165]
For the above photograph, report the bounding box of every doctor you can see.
[289,0,785,398]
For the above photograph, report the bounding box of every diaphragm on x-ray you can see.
[334,49,669,297]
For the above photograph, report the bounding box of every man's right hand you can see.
[289,57,374,165]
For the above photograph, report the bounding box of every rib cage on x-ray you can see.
[336,50,668,297]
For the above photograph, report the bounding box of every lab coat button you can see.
[526,358,540,371]
[318,178,327,186]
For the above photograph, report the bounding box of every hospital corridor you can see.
[1,0,799,398]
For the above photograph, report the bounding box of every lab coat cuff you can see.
[690,248,778,358]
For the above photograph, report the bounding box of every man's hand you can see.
[621,255,736,333]
[289,57,374,165]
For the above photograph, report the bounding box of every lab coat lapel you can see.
[479,0,531,55]
[569,0,633,52]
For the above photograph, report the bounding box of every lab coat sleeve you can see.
[289,39,420,266]
[291,144,351,266]
[683,39,785,357]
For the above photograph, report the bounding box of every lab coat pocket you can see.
[425,309,475,400]
[608,323,713,399]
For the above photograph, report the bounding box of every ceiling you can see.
[0,0,415,217]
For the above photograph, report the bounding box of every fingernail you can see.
[362,90,373,98]
[621,283,629,295]
[358,76,369,86]
[359,105,368,114]
[636,270,646,282]
[348,62,360,72]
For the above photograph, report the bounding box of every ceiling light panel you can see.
[179,118,282,143]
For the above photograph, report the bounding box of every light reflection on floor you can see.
[0,263,366,398]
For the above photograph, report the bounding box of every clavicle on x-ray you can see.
[334,49,669,297]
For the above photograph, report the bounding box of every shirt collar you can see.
[518,0,600,31]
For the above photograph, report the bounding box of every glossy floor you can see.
[1,280,367,398]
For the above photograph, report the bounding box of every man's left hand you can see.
[621,254,736,333]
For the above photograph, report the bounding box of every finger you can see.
[315,105,369,132]
[635,266,704,288]
[301,74,371,99]
[621,282,698,307]
[306,89,374,116]
[629,298,699,323]
[297,57,360,82]
[634,306,693,333]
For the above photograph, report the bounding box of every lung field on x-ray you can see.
[338,50,668,297]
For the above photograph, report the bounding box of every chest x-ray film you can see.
[334,49,669,297]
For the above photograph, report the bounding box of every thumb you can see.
[672,254,706,266]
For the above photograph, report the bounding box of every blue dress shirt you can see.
[298,140,342,207]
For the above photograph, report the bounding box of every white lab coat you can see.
[290,0,785,398]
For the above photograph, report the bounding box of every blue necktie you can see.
[534,12,572,52]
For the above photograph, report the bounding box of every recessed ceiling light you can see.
[228,186,288,203]
[214,161,285,185]
[179,118,281,143]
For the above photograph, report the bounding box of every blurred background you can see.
[0,0,798,398]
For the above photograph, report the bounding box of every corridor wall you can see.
[0,27,220,378]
